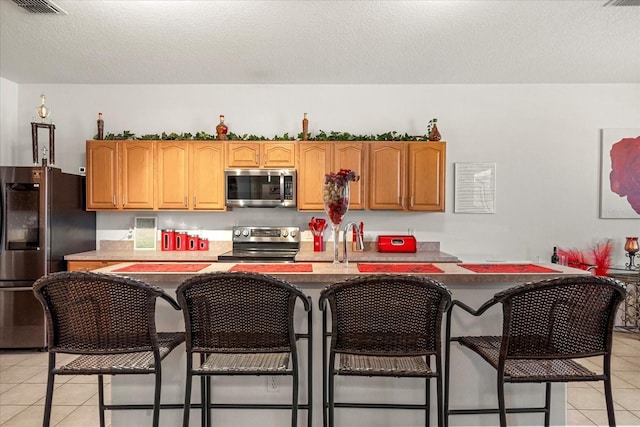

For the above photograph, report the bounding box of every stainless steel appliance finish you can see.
[0,166,96,348]
[225,169,296,208]
[217,226,300,263]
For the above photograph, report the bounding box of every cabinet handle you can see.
[410,196,414,208]
[113,195,116,206]
[184,196,187,207]
[255,154,259,164]
[265,153,268,164]
[122,195,126,207]
[193,196,197,207]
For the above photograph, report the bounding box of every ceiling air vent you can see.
[11,0,67,14]
[604,0,640,5]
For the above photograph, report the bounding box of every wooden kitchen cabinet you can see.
[408,142,445,211]
[189,142,226,210]
[156,141,225,210]
[67,260,123,272]
[368,141,446,211]
[296,142,332,210]
[368,142,406,210]
[86,140,154,210]
[226,142,295,168]
[296,142,366,211]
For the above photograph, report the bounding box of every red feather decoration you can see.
[591,241,612,277]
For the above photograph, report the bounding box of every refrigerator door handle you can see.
[0,287,35,292]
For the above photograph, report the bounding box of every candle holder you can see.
[624,237,639,270]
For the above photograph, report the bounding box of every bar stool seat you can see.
[338,354,432,377]
[195,352,290,373]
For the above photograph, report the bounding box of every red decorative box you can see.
[376,235,417,253]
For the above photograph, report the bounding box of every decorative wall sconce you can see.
[624,237,639,270]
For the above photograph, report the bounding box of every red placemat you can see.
[229,264,313,273]
[113,263,210,273]
[357,263,444,273]
[458,264,561,274]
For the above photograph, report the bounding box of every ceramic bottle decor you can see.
[97,113,104,140]
[302,113,309,140]
[216,115,228,140]
[428,118,441,141]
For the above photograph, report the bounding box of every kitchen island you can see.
[88,261,588,427]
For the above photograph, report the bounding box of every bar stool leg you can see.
[497,374,507,427]
[425,376,430,427]
[183,356,193,427]
[292,371,299,427]
[544,382,551,427]
[43,353,56,427]
[98,375,106,427]
[153,363,161,427]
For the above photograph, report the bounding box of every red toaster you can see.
[376,235,417,253]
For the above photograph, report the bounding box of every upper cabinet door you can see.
[297,142,332,210]
[120,141,155,209]
[226,142,261,168]
[86,140,119,210]
[190,142,226,211]
[156,142,189,209]
[368,142,406,210]
[263,143,295,168]
[333,142,366,210]
[408,142,445,211]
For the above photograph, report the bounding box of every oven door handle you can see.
[279,173,285,203]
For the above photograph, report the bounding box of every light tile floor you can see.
[1,332,639,426]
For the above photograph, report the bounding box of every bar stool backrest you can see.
[320,274,452,356]
[33,271,163,354]
[495,275,627,359]
[177,271,309,353]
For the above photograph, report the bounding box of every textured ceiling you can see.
[1,0,639,85]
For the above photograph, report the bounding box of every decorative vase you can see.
[323,180,350,265]
[216,115,228,140]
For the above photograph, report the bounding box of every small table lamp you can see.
[624,237,639,270]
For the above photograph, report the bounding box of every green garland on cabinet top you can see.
[97,130,431,142]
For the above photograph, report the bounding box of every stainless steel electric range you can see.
[217,226,300,263]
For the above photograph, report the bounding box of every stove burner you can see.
[218,226,300,263]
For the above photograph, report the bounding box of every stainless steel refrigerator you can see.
[0,166,96,349]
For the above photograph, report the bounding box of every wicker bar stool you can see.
[32,271,185,427]
[444,275,627,427]
[319,274,452,427]
[176,271,312,427]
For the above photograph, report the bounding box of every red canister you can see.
[198,239,209,251]
[161,229,175,251]
[175,232,188,251]
[188,234,199,251]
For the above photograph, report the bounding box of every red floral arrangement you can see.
[558,240,612,277]
[609,136,640,214]
[322,169,359,225]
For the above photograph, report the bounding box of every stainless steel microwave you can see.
[225,169,296,208]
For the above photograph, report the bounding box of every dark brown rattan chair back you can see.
[177,271,310,353]
[320,274,452,356]
[33,271,163,354]
[495,275,627,359]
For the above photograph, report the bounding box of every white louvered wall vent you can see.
[11,0,67,14]
[605,0,640,5]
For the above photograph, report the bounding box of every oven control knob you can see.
[234,229,241,237]
[242,229,250,237]
[282,229,289,237]
[290,229,297,238]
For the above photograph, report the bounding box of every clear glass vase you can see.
[322,181,350,265]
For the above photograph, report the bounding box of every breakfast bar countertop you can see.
[91,261,588,286]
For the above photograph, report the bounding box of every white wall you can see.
[3,83,640,263]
